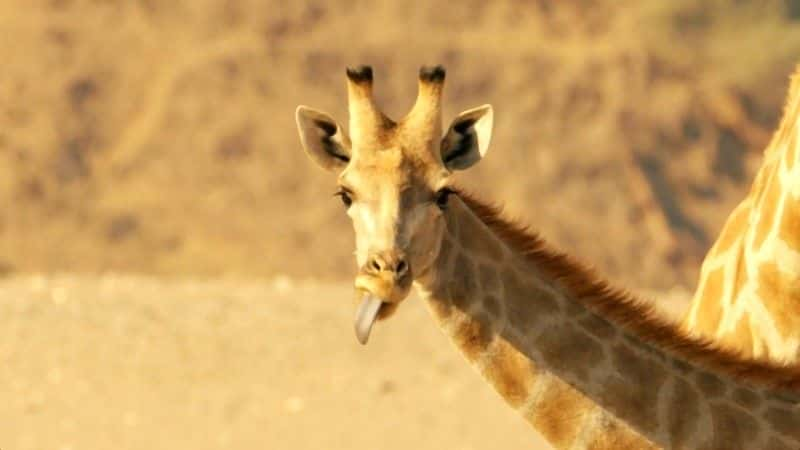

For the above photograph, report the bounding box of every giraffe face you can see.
[296,66,493,343]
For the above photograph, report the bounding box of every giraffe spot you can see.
[482,337,539,408]
[478,263,501,295]
[563,295,586,317]
[529,377,595,449]
[445,209,461,240]
[672,358,693,376]
[695,371,727,398]
[692,267,725,334]
[622,333,667,363]
[436,236,456,272]
[450,252,478,310]
[586,416,658,450]
[713,203,750,253]
[597,343,668,435]
[732,387,762,410]
[764,437,794,450]
[755,262,800,340]
[535,324,605,382]
[777,196,800,252]
[483,294,501,319]
[765,406,800,441]
[709,403,759,449]
[578,312,618,340]
[450,310,494,362]
[668,378,700,449]
[427,295,452,319]
[752,170,782,251]
[506,276,560,331]
[459,213,505,260]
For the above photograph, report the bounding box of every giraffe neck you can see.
[685,70,800,363]
[415,194,800,449]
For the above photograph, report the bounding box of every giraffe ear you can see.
[440,105,493,171]
[296,106,352,171]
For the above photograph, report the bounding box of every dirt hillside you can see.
[3,1,800,293]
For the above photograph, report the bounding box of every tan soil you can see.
[0,275,689,450]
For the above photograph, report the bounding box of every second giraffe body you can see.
[684,67,800,364]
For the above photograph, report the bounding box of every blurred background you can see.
[1,1,800,449]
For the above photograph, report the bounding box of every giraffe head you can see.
[296,66,493,343]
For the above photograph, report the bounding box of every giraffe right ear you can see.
[296,106,351,171]
[440,105,493,171]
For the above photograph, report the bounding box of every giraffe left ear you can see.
[440,104,493,170]
[296,106,352,172]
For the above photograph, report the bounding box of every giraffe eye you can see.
[435,188,453,210]
[334,189,353,208]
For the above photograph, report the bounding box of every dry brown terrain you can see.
[2,1,800,449]
[0,275,689,450]
[2,1,800,291]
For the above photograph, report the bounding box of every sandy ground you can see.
[0,275,690,450]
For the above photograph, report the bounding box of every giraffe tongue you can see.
[354,294,383,345]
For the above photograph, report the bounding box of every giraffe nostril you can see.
[371,259,382,272]
[396,260,408,276]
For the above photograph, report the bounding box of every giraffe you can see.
[683,65,800,365]
[295,66,800,449]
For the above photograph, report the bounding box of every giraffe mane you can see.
[454,188,800,392]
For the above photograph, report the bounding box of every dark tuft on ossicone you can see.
[346,65,373,84]
[419,65,446,83]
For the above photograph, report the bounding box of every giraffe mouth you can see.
[354,293,384,345]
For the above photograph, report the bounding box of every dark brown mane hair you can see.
[454,188,800,392]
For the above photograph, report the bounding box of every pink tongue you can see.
[354,294,383,345]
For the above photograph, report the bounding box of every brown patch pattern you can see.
[586,417,656,450]
[578,312,618,340]
[693,268,725,333]
[777,195,800,252]
[732,387,762,410]
[756,262,800,339]
[765,406,800,442]
[668,378,700,449]
[458,211,505,260]
[764,437,794,450]
[528,378,594,448]
[450,310,494,362]
[709,404,759,450]
[535,324,605,381]
[483,294,502,319]
[455,189,800,390]
[482,338,539,408]
[597,343,668,435]
[695,371,727,398]
[713,203,750,253]
[478,263,501,295]
[506,274,560,331]
[450,252,478,310]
